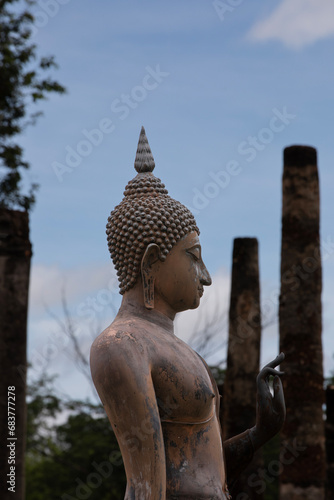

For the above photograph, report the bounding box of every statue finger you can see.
[273,376,286,417]
[263,353,285,370]
[257,366,284,385]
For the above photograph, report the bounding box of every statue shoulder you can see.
[90,322,154,409]
[90,322,150,379]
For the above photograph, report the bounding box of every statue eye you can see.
[187,248,200,261]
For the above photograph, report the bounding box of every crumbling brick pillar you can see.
[326,385,334,500]
[279,145,326,499]
[223,237,263,498]
[0,208,32,500]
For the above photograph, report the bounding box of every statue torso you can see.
[91,313,229,499]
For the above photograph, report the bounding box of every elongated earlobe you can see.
[141,243,161,310]
[142,270,155,309]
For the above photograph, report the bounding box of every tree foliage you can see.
[26,373,126,500]
[0,0,66,210]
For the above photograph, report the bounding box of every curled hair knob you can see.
[134,126,155,173]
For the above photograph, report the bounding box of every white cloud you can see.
[248,0,334,49]
[27,271,114,402]
[27,314,97,402]
[29,262,118,315]
[175,268,231,365]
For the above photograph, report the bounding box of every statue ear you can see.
[141,243,161,310]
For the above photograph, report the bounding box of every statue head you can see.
[106,127,211,310]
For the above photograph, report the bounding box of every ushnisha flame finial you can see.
[134,126,155,173]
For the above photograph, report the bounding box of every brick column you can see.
[0,208,32,500]
[279,146,326,499]
[223,237,262,498]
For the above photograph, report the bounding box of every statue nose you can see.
[200,264,212,287]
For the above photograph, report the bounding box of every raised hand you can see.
[249,353,286,450]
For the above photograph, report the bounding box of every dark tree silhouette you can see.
[0,3,65,498]
[0,0,66,210]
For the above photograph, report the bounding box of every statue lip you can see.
[198,286,204,297]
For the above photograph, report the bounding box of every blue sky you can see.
[21,0,334,400]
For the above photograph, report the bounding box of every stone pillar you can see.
[223,237,262,498]
[279,146,326,499]
[0,208,32,500]
[326,385,334,500]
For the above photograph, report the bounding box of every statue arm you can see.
[223,429,254,485]
[223,354,286,486]
[90,335,166,500]
[249,353,286,450]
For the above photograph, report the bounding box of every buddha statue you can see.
[90,127,285,500]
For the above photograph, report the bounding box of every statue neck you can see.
[117,285,175,334]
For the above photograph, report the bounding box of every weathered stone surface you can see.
[0,208,32,500]
[223,237,263,498]
[326,385,334,500]
[281,483,326,500]
[279,145,326,499]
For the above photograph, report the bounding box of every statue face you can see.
[153,231,212,313]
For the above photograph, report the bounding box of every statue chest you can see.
[151,339,216,424]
